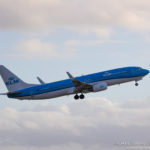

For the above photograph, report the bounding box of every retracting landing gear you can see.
[80,94,85,99]
[135,82,139,86]
[74,94,79,100]
[74,94,85,100]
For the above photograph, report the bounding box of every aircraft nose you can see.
[143,69,149,76]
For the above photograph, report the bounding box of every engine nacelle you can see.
[92,82,107,92]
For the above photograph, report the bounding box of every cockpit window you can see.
[138,67,142,71]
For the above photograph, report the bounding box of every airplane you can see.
[0,65,149,100]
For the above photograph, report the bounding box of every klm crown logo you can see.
[5,77,19,86]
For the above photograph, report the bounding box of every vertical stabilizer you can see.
[0,65,35,92]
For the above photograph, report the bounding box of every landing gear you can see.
[74,94,79,100]
[80,94,85,99]
[74,94,85,100]
[135,82,139,86]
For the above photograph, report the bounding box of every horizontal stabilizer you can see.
[37,77,45,84]
[0,91,21,96]
[0,93,8,95]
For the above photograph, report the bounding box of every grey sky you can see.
[0,98,150,150]
[0,0,150,150]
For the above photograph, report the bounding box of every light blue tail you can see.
[0,65,35,92]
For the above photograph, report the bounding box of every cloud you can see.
[64,39,126,47]
[6,39,77,59]
[1,38,126,59]
[0,97,150,150]
[16,39,58,58]
[1,0,150,37]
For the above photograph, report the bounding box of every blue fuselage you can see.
[8,66,149,100]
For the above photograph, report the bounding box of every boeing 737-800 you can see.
[0,65,149,100]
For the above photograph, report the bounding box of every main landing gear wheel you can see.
[80,94,85,99]
[74,94,85,100]
[74,94,79,100]
[135,82,139,86]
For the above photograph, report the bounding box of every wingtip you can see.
[66,71,74,79]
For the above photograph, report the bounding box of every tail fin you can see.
[0,65,35,92]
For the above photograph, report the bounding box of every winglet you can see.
[37,77,45,84]
[66,72,74,79]
[66,72,92,92]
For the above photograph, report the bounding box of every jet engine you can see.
[92,82,107,92]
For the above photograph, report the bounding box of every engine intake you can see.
[92,82,107,92]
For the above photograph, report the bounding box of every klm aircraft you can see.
[0,65,149,100]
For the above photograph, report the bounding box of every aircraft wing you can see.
[66,72,92,93]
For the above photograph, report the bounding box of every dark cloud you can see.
[1,0,150,35]
[0,97,150,150]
